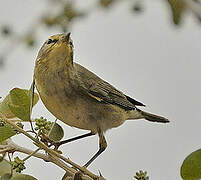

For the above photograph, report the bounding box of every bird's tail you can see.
[128,108,169,123]
[140,110,169,123]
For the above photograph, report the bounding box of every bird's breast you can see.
[34,68,127,133]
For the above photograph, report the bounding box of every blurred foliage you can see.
[132,1,143,13]
[134,170,149,180]
[1,26,12,37]
[99,0,114,7]
[0,0,200,67]
[41,2,85,32]
[180,149,201,180]
[24,34,35,47]
[167,0,186,24]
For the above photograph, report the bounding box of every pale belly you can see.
[36,83,128,133]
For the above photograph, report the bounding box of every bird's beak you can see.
[62,32,71,43]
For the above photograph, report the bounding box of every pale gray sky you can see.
[0,0,201,180]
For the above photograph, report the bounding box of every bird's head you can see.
[36,33,74,67]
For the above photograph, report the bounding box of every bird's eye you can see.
[69,41,73,47]
[47,39,58,44]
[47,39,53,44]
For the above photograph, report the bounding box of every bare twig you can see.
[183,0,201,17]
[0,140,74,175]
[0,112,100,180]
[0,140,96,180]
[22,148,41,161]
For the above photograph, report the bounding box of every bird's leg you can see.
[53,132,95,149]
[84,131,107,168]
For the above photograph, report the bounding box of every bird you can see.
[34,33,169,167]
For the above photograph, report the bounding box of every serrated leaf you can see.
[0,160,11,176]
[48,122,64,142]
[181,149,201,180]
[167,0,186,25]
[0,124,16,143]
[0,88,39,119]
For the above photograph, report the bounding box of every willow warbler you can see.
[34,33,169,167]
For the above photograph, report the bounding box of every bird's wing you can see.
[74,63,145,110]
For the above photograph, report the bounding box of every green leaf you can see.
[11,174,37,180]
[167,0,186,25]
[181,149,201,180]
[7,88,39,121]
[0,88,39,119]
[0,173,37,180]
[0,159,11,176]
[0,96,14,119]
[24,34,35,47]
[0,124,16,143]
[48,122,64,142]
[9,88,31,121]
[134,170,149,180]
[0,173,12,180]
[99,0,114,8]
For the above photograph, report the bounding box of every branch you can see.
[184,0,201,17]
[0,113,103,180]
[0,140,94,180]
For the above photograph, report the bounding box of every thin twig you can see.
[0,140,94,180]
[23,147,41,161]
[0,113,99,179]
[183,0,201,17]
[8,152,13,176]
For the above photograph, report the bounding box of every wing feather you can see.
[75,63,144,110]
